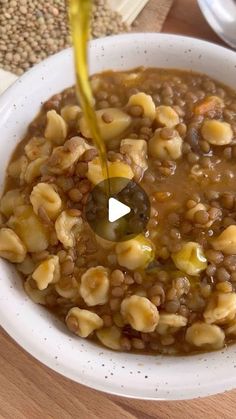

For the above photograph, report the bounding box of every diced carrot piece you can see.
[194,96,224,115]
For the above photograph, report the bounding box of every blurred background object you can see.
[198,0,236,49]
[108,0,150,25]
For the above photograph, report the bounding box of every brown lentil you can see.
[205,249,224,264]
[132,338,145,350]
[81,149,98,163]
[61,259,75,277]
[101,314,113,327]
[221,192,235,210]
[110,270,125,286]
[165,299,180,313]
[67,208,82,217]
[101,112,114,123]
[160,127,175,139]
[206,264,217,277]
[120,337,131,351]
[75,161,89,177]
[109,298,121,311]
[128,105,143,117]
[68,188,83,202]
[194,210,209,225]
[223,255,236,272]
[216,267,231,282]
[111,286,124,298]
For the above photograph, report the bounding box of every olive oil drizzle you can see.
[69,0,109,184]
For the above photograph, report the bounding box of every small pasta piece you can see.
[96,325,122,350]
[120,138,148,174]
[95,218,126,243]
[0,189,25,218]
[24,278,53,305]
[24,137,52,160]
[148,128,183,160]
[158,313,188,328]
[0,228,26,263]
[127,92,156,120]
[8,205,49,252]
[44,110,68,145]
[201,119,233,145]
[115,235,154,270]
[156,105,180,128]
[55,276,79,299]
[87,157,134,187]
[121,295,159,332]
[79,108,131,141]
[156,312,187,335]
[48,137,93,174]
[80,266,110,306]
[212,225,236,254]
[24,156,47,184]
[185,322,225,350]
[55,210,82,248]
[7,156,28,182]
[172,242,207,276]
[66,307,103,337]
[32,255,60,290]
[30,182,62,220]
[204,292,236,324]
[60,105,81,124]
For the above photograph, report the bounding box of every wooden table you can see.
[1,1,235,418]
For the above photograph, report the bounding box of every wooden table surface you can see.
[1,1,235,418]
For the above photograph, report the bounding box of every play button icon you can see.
[108,198,131,222]
[85,177,150,242]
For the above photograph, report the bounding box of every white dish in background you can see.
[108,0,149,25]
[0,33,236,400]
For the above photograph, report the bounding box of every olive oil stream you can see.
[68,0,110,188]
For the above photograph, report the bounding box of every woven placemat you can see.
[133,0,173,32]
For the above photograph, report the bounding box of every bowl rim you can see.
[1,32,236,401]
[1,31,236,103]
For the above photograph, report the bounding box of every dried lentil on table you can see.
[0,0,130,75]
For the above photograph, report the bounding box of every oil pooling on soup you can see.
[69,0,110,185]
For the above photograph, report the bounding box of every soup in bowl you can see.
[0,33,236,400]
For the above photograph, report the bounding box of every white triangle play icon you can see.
[108,197,131,223]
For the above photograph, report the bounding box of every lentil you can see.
[216,267,231,282]
[68,188,83,202]
[194,210,209,225]
[61,259,75,276]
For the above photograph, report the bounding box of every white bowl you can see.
[0,33,236,401]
